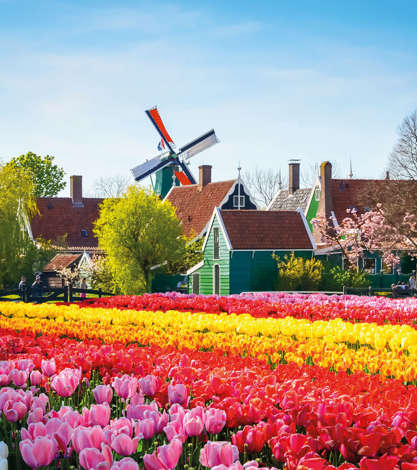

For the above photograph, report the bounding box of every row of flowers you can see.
[76,293,417,327]
[2,303,417,382]
[3,326,417,468]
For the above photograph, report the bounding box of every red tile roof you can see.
[31,198,104,248]
[166,181,236,238]
[219,210,313,250]
[331,179,417,222]
[43,253,81,272]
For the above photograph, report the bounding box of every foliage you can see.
[273,253,323,291]
[94,187,186,293]
[56,266,81,286]
[166,237,204,275]
[5,151,66,197]
[0,165,39,288]
[85,255,120,294]
[312,206,417,269]
[320,264,370,290]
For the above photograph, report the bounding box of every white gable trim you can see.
[304,186,316,217]
[266,189,286,211]
[78,251,92,268]
[202,207,233,252]
[186,260,204,275]
[297,208,317,251]
[331,210,339,227]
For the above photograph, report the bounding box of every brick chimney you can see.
[288,160,300,195]
[70,175,84,207]
[317,162,333,220]
[385,170,390,180]
[199,165,212,188]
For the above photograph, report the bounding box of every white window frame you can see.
[213,264,220,295]
[314,187,320,201]
[233,195,245,208]
[363,258,376,274]
[213,227,220,260]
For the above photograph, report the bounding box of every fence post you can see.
[69,284,73,302]
[98,288,102,298]
[368,286,372,296]
[342,286,347,295]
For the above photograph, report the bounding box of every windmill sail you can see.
[179,129,219,159]
[145,107,175,153]
[131,155,172,182]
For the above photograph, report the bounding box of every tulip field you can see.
[1,294,417,469]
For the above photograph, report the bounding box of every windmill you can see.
[131,107,219,198]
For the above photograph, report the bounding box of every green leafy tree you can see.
[166,237,204,274]
[94,187,186,293]
[273,253,323,291]
[6,152,66,197]
[320,264,370,290]
[0,165,39,287]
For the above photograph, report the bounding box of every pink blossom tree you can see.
[312,205,417,270]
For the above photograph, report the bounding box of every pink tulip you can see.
[72,426,106,453]
[10,369,28,387]
[30,370,42,386]
[16,359,35,372]
[139,375,160,397]
[31,393,49,413]
[79,443,113,470]
[106,417,134,438]
[206,408,227,434]
[143,437,182,470]
[89,404,111,427]
[126,403,158,420]
[168,384,188,406]
[21,422,47,441]
[200,441,240,468]
[51,368,81,397]
[46,419,73,453]
[27,407,44,425]
[163,416,186,443]
[183,413,204,437]
[112,375,138,400]
[136,418,156,439]
[0,374,10,386]
[3,400,27,422]
[111,433,140,456]
[19,436,57,468]
[93,385,113,404]
[41,358,56,377]
[111,457,140,470]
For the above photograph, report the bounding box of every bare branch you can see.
[94,175,130,198]
[243,168,286,208]
[389,110,417,180]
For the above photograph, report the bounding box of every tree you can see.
[0,165,38,287]
[273,252,323,290]
[243,168,286,207]
[166,237,204,275]
[5,152,66,197]
[94,187,186,293]
[94,175,130,198]
[312,206,417,270]
[389,110,417,180]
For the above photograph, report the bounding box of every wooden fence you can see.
[0,286,115,303]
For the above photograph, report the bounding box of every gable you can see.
[220,183,257,210]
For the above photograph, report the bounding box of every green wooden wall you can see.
[189,216,230,295]
[305,186,320,229]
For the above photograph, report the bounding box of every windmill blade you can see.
[178,160,196,184]
[131,155,172,182]
[178,129,219,160]
[174,170,192,186]
[145,107,175,154]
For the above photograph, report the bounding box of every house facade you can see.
[187,208,315,295]
[30,175,102,285]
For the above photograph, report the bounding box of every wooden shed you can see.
[187,208,316,295]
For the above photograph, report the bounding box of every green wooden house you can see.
[187,208,315,295]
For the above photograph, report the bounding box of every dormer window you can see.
[81,229,89,237]
[233,195,245,208]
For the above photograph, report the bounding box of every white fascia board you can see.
[234,178,259,209]
[304,187,316,217]
[202,207,233,251]
[186,260,204,275]
[297,208,317,250]
[215,207,233,250]
[78,251,92,268]
[330,210,339,227]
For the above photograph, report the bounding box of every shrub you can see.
[273,253,323,291]
[320,264,370,290]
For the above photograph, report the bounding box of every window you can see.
[81,229,89,237]
[192,273,200,295]
[213,265,220,295]
[314,187,320,201]
[213,227,220,259]
[233,195,245,208]
[363,258,376,274]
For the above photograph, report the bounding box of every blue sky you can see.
[1,0,417,195]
